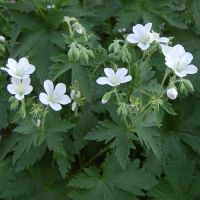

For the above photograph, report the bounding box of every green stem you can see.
[139,52,152,76]
[82,0,86,8]
[41,106,49,132]
[159,67,170,92]
[113,87,120,103]
[113,88,129,127]
[107,18,114,36]
[30,0,46,20]
[73,143,112,176]
[92,64,102,75]
[0,12,11,27]
[132,105,152,127]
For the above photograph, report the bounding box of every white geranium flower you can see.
[0,36,5,42]
[167,88,178,100]
[96,68,132,86]
[152,31,169,43]
[39,80,71,111]
[7,77,33,100]
[47,5,55,9]
[1,57,35,79]
[161,44,198,77]
[126,23,154,50]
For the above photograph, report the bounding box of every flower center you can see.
[49,93,57,103]
[176,62,182,72]
[141,33,149,44]
[16,84,25,95]
[111,75,118,85]
[16,66,25,77]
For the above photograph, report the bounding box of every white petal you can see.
[15,94,24,100]
[44,80,54,95]
[158,37,169,43]
[179,53,193,67]
[119,75,132,84]
[175,70,187,78]
[1,67,8,72]
[54,83,66,96]
[50,102,62,111]
[138,43,150,50]
[116,68,128,79]
[7,84,16,95]
[160,44,172,56]
[11,77,21,85]
[56,95,71,105]
[22,77,31,86]
[144,23,152,32]
[24,64,35,75]
[18,57,29,66]
[24,85,33,95]
[96,77,114,86]
[126,34,140,43]
[7,58,17,72]
[173,44,185,56]
[182,64,198,75]
[104,68,115,80]
[39,93,50,105]
[133,24,145,36]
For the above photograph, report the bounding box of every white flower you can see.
[161,44,198,77]
[126,23,154,50]
[96,68,132,86]
[39,80,71,111]
[1,57,35,79]
[167,88,178,100]
[118,28,126,33]
[7,77,33,100]
[0,36,5,42]
[152,31,169,43]
[47,5,55,9]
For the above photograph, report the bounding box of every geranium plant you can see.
[0,0,200,200]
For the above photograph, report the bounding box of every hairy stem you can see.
[73,143,112,176]
[30,0,46,20]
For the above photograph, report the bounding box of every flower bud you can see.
[81,51,89,63]
[183,79,194,91]
[102,92,111,104]
[9,96,16,103]
[74,23,83,34]
[0,36,5,42]
[70,89,76,99]
[167,88,178,100]
[179,82,187,94]
[10,99,19,110]
[72,102,77,111]
[19,105,26,118]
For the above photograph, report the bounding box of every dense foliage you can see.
[0,0,200,199]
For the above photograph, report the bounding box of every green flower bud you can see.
[73,45,80,60]
[179,82,187,94]
[108,43,114,52]
[113,41,120,53]
[102,92,111,104]
[19,105,26,118]
[81,51,89,63]
[86,49,95,58]
[183,79,194,91]
[9,96,16,103]
[10,99,19,110]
